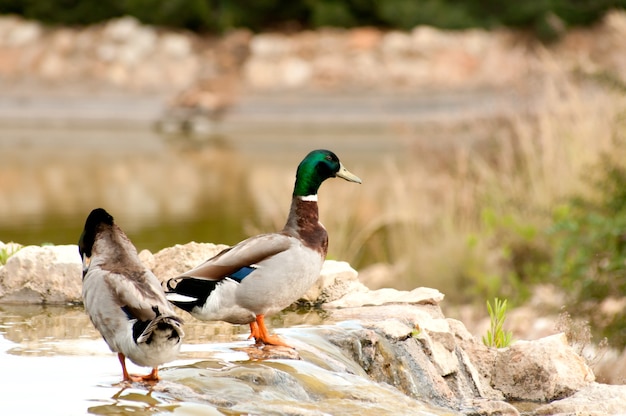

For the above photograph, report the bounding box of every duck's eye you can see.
[325,155,332,161]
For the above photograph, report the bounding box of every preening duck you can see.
[79,208,184,382]
[165,149,361,347]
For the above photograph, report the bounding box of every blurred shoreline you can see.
[1,12,625,128]
[0,82,531,127]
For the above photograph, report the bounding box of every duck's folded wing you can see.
[179,233,292,280]
[104,270,165,321]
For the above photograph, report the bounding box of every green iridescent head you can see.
[293,149,361,197]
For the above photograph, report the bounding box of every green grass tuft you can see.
[482,297,513,348]
[0,243,22,265]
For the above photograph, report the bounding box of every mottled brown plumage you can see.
[80,208,184,382]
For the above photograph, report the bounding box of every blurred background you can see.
[2,1,626,354]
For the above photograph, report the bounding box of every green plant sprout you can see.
[482,297,513,348]
[0,243,22,265]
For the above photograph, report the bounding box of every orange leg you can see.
[252,314,292,348]
[118,353,160,382]
[248,321,260,340]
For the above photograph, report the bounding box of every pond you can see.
[0,105,407,252]
[0,89,522,270]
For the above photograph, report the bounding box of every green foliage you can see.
[310,0,358,27]
[0,0,622,36]
[549,155,626,346]
[550,156,626,299]
[124,0,216,32]
[410,324,421,338]
[1,0,125,25]
[463,207,550,304]
[0,243,21,265]
[375,0,482,30]
[482,297,513,348]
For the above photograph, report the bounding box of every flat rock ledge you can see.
[1,241,624,415]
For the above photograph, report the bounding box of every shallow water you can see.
[0,88,526,253]
[0,305,452,415]
[0,121,404,251]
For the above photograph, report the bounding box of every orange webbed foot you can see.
[118,353,160,383]
[252,314,293,348]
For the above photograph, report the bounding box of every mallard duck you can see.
[165,149,361,347]
[79,208,184,382]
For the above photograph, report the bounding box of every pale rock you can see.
[98,24,157,67]
[0,47,21,75]
[39,53,66,79]
[458,29,491,55]
[146,242,229,283]
[137,249,155,270]
[106,62,130,86]
[288,30,316,58]
[0,245,81,304]
[316,29,348,53]
[132,26,157,54]
[605,9,626,34]
[249,34,292,58]
[420,316,451,333]
[74,30,97,53]
[1,10,626,96]
[133,62,165,88]
[102,17,142,43]
[411,25,446,54]
[385,58,429,85]
[280,57,312,88]
[311,54,348,86]
[346,27,382,51]
[50,29,75,55]
[300,260,367,305]
[159,33,193,58]
[417,326,458,376]
[446,318,477,341]
[450,318,501,398]
[243,59,281,89]
[0,16,19,44]
[163,56,200,88]
[327,303,444,327]
[381,31,414,56]
[323,286,444,309]
[367,319,414,340]
[5,20,42,47]
[325,304,516,413]
[534,382,626,415]
[115,27,157,67]
[117,44,142,67]
[493,333,595,402]
[351,51,384,86]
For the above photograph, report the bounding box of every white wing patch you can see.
[165,293,198,303]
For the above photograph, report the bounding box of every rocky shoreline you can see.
[1,241,625,415]
[1,11,626,123]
